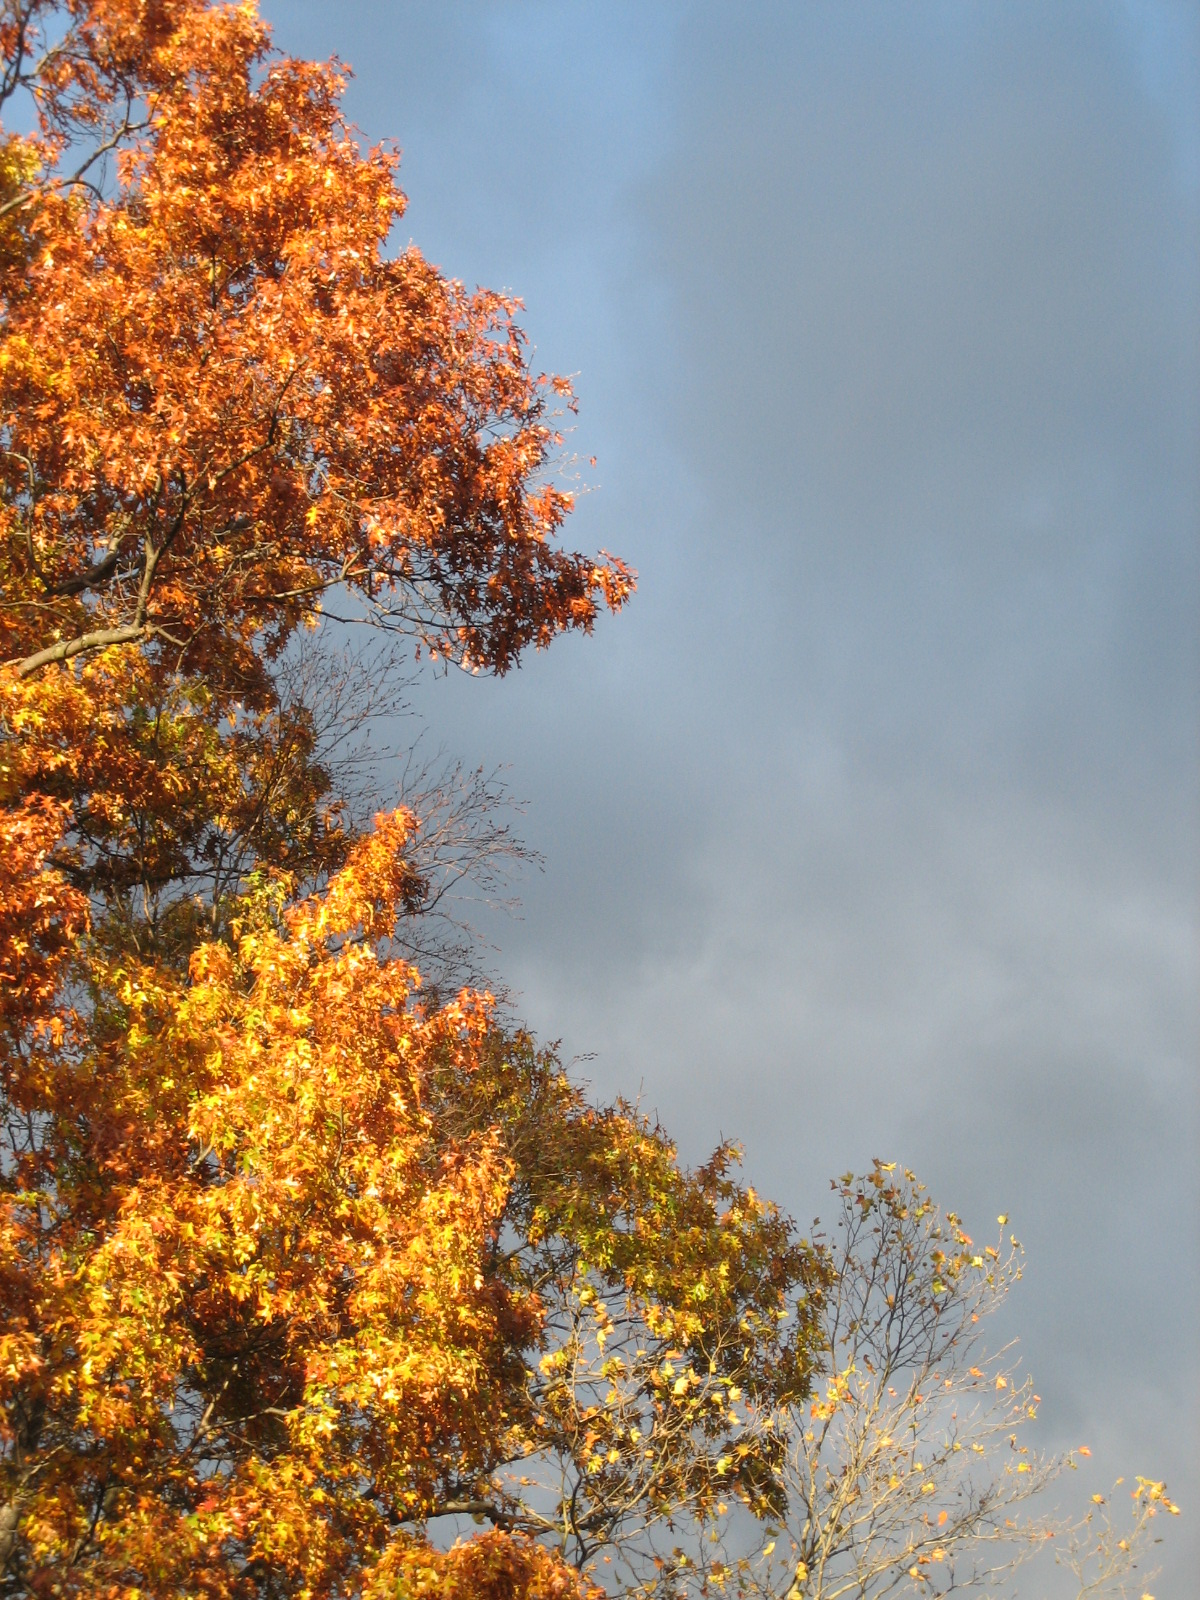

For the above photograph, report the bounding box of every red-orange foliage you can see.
[3,0,632,686]
[0,6,824,1597]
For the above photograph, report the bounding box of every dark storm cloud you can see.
[266,4,1197,1586]
[636,2,1197,774]
[611,11,1199,1578]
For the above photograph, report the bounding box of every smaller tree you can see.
[689,1164,1180,1600]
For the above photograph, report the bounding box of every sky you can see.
[267,3,1198,1588]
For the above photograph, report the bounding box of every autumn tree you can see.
[0,4,828,1597]
[690,1165,1180,1600]
[1,8,1177,1600]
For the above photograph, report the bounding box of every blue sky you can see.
[268,3,1198,1585]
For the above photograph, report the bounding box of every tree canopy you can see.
[0,6,1180,1599]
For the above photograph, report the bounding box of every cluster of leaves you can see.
[1,0,632,686]
[3,789,829,1595]
[0,5,827,1596]
[416,1034,828,1587]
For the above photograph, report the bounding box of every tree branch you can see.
[15,621,152,677]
